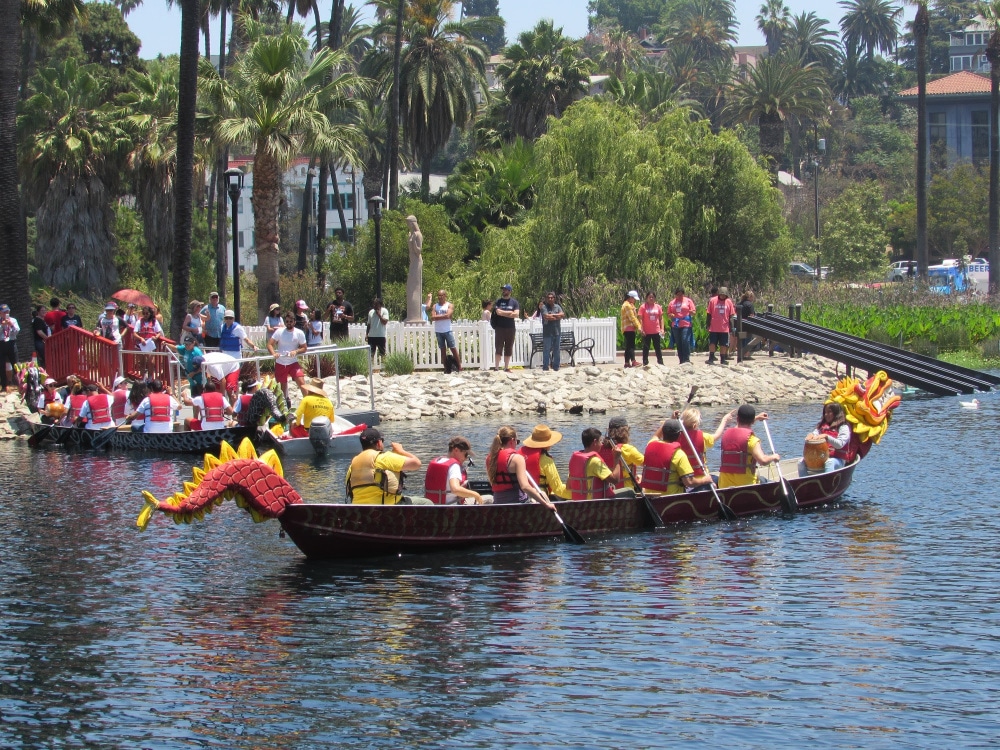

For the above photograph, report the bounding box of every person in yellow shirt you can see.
[717,405,780,488]
[568,428,624,500]
[599,417,644,490]
[620,290,641,368]
[291,377,334,437]
[518,424,571,500]
[642,419,715,495]
[346,427,432,505]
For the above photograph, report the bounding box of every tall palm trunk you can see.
[388,0,404,208]
[171,0,201,340]
[0,0,30,351]
[329,162,348,242]
[215,1,230,297]
[989,31,1000,294]
[317,162,330,287]
[253,149,283,323]
[915,2,929,280]
[297,155,317,272]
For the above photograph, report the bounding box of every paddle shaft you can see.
[614,450,665,529]
[678,422,737,521]
[525,472,585,544]
[761,419,798,514]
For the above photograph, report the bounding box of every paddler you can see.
[567,427,631,500]
[717,404,779,488]
[346,427,432,505]
[598,417,644,491]
[642,419,714,495]
[486,426,551,505]
[75,383,115,430]
[424,436,488,505]
[672,407,728,483]
[124,378,179,433]
[518,424,571,500]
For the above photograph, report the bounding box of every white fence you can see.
[243,318,618,371]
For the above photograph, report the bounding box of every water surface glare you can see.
[1,393,998,748]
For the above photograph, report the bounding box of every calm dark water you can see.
[2,388,999,749]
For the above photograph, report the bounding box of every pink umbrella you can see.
[111,289,156,308]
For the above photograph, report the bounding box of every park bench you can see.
[527,330,596,368]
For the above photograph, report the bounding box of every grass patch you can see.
[382,351,415,376]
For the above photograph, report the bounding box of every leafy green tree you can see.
[587,0,665,34]
[656,0,736,65]
[462,0,505,53]
[498,20,594,141]
[18,57,128,293]
[841,94,914,187]
[757,0,790,55]
[597,26,642,78]
[821,181,890,278]
[784,11,839,73]
[839,0,902,60]
[928,163,989,260]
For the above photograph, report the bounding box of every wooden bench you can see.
[527,330,596,368]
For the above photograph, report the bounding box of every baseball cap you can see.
[113,376,127,388]
[269,303,280,312]
[44,378,56,385]
[0,304,9,312]
[224,309,235,318]
[608,417,628,430]
[360,427,383,448]
[448,436,475,455]
[502,284,512,291]
[627,290,639,300]
[296,299,309,310]
[105,302,117,310]
[209,291,219,298]
[718,287,729,297]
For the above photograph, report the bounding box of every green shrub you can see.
[382,351,415,376]
[301,339,370,378]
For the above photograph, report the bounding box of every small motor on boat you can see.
[308,416,333,456]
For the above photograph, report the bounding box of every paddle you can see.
[524,472,585,544]
[678,421,737,522]
[761,419,798,514]
[27,424,52,448]
[615,451,664,529]
[90,426,118,450]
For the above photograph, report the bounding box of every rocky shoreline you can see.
[1,353,844,439]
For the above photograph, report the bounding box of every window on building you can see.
[951,55,973,71]
[929,111,948,171]
[966,32,985,46]
[972,110,990,165]
[326,226,355,241]
[325,192,354,211]
[238,231,245,248]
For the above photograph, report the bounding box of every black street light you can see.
[368,195,385,300]
[225,167,244,321]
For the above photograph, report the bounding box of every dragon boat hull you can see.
[276,462,857,559]
[28,422,261,454]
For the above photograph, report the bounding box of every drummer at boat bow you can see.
[641,419,714,495]
[347,428,432,505]
[567,428,633,501]
[424,436,487,505]
[124,379,179,433]
[717,405,779,489]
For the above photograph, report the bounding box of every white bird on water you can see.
[960,398,980,409]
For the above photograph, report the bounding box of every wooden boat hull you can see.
[278,462,857,559]
[28,422,260,454]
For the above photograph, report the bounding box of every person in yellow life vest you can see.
[568,427,628,500]
[717,404,779,489]
[597,417,644,490]
[518,424,571,500]
[291,378,334,438]
[642,419,714,495]
[346,427,432,505]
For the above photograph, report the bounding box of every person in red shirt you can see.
[706,286,736,365]
[638,292,664,366]
[667,287,696,365]
[43,297,66,332]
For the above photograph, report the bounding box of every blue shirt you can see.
[203,303,225,338]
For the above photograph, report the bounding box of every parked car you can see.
[887,260,916,281]
[789,262,825,279]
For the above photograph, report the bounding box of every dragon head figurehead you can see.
[828,370,901,449]
[136,438,303,531]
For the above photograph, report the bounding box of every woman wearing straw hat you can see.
[264,303,282,338]
[291,377,334,437]
[518,424,571,500]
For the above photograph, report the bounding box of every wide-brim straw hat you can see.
[299,377,327,397]
[523,424,562,448]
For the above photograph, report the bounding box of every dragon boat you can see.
[27,421,261,454]
[136,373,900,560]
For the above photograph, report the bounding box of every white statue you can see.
[405,215,424,323]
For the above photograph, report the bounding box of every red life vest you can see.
[148,392,172,422]
[68,393,88,421]
[138,319,158,338]
[518,446,544,488]
[719,427,754,474]
[43,389,57,406]
[596,444,628,490]
[236,394,254,425]
[680,429,707,477]
[819,424,856,463]
[488,447,517,493]
[567,451,610,500]
[642,440,681,493]
[86,394,112,424]
[424,457,467,504]
[201,391,226,423]
[111,389,128,421]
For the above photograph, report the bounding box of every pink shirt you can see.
[639,303,663,335]
[667,297,696,328]
[707,296,736,333]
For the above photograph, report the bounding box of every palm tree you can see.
[785,11,839,72]
[17,57,128,294]
[726,55,830,174]
[0,0,83,350]
[840,0,901,60]
[914,1,929,278]
[600,26,641,79]
[757,0,790,56]
[982,0,999,293]
[659,0,736,65]
[498,20,594,141]
[204,20,366,321]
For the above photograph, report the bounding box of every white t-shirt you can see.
[78,394,115,429]
[445,462,464,504]
[308,320,324,346]
[135,394,179,433]
[203,352,240,382]
[191,395,227,430]
[432,302,452,334]
[270,327,306,365]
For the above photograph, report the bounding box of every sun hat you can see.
[718,287,729,297]
[627,290,640,300]
[224,309,235,318]
[300,377,327,397]
[522,424,562,449]
[502,284,513,291]
[269,303,280,312]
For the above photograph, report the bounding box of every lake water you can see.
[1,388,998,748]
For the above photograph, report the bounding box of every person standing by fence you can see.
[431,289,462,373]
[620,290,640,368]
[541,291,565,371]
[667,287,696,365]
[492,284,520,372]
[1,304,19,393]
[639,292,664,366]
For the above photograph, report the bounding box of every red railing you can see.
[45,325,176,388]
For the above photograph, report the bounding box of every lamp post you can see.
[814,137,826,282]
[225,167,244,321]
[368,195,385,300]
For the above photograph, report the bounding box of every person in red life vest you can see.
[75,383,115,430]
[424,436,487,505]
[667,287,696,365]
[568,427,629,501]
[125,379,179,433]
[638,291,664,366]
[186,380,231,431]
[597,417,644,492]
[486,426,552,505]
[797,401,856,476]
[37,377,64,424]
[718,404,779,488]
[111,376,130,424]
[706,286,737,365]
[518,424,570,500]
[642,419,714,495]
[62,379,89,426]
[670,407,728,483]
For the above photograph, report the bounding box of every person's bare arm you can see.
[751,441,779,466]
[390,442,422,472]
